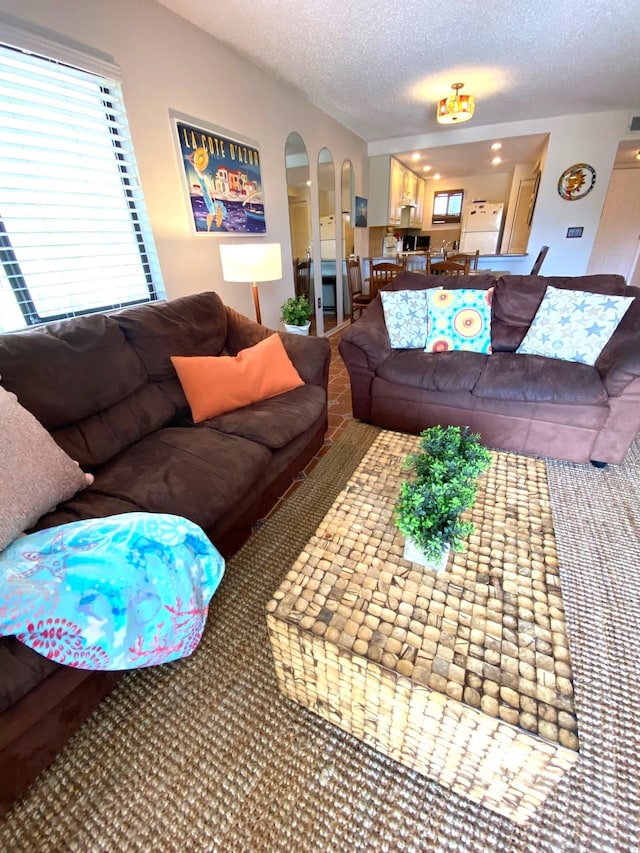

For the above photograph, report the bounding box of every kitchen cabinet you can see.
[369,155,425,227]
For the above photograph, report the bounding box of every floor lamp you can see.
[219,243,282,325]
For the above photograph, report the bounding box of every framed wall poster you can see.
[354,196,368,227]
[173,115,266,234]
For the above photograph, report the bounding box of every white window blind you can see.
[0,43,164,333]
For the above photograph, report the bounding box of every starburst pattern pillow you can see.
[516,286,633,365]
[424,288,493,354]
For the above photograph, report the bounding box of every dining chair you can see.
[429,258,470,275]
[293,257,311,300]
[345,256,373,323]
[448,251,479,270]
[368,258,405,296]
[530,245,549,275]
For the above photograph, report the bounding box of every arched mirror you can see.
[285,132,315,333]
[317,147,336,333]
[341,159,355,320]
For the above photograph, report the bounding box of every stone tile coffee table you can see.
[266,430,579,824]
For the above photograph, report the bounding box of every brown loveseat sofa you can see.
[339,272,640,465]
[0,290,330,814]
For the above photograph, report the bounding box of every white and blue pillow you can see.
[516,286,633,365]
[380,289,430,349]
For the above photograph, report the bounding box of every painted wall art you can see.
[174,117,266,234]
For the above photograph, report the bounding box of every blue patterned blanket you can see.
[0,513,225,670]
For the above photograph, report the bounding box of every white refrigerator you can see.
[459,202,504,254]
[319,215,337,259]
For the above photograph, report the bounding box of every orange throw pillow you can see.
[171,333,304,423]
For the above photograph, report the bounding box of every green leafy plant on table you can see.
[280,294,311,326]
[395,425,492,565]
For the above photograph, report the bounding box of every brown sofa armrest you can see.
[224,307,330,389]
[338,299,391,372]
[595,289,640,396]
[338,300,391,420]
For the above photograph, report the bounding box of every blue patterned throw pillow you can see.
[516,286,633,365]
[424,288,493,354]
[380,289,430,349]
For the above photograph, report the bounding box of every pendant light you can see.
[437,82,475,124]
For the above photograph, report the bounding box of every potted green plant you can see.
[281,294,311,335]
[394,425,492,571]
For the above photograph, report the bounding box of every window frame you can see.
[431,189,464,225]
[0,20,164,333]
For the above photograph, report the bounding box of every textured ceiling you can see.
[156,0,640,173]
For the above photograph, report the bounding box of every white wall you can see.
[371,112,631,277]
[0,0,368,329]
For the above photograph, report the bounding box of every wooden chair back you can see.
[368,258,405,296]
[530,246,549,275]
[293,257,311,299]
[429,258,470,275]
[447,251,479,270]
[345,256,372,322]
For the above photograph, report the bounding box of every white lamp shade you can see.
[219,243,282,282]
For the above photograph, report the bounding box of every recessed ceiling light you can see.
[411,152,421,161]
[636,151,640,161]
[433,172,441,180]
[423,164,432,172]
[491,156,502,165]
[491,142,502,151]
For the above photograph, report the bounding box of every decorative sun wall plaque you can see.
[557,163,596,201]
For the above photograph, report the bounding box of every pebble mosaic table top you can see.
[267,430,580,822]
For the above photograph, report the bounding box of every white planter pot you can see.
[283,321,311,335]
[403,538,451,572]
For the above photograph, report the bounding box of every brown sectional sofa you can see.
[0,290,330,814]
[339,272,640,465]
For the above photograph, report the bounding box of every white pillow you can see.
[0,385,92,551]
[516,286,633,365]
[380,289,430,349]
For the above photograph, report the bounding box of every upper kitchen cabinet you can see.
[369,155,424,227]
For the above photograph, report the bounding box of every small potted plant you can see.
[394,425,492,571]
[281,294,311,335]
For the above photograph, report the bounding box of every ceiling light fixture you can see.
[411,152,421,161]
[423,165,432,172]
[636,151,640,161]
[491,156,502,165]
[437,82,475,124]
[433,172,441,180]
[491,142,502,151]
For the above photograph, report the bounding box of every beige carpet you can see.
[1,422,638,852]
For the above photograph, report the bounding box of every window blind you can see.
[0,43,164,333]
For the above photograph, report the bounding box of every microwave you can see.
[416,235,431,250]
[402,235,417,252]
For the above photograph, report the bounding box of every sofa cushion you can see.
[491,274,628,352]
[424,288,493,354]
[377,350,487,393]
[516,286,633,365]
[52,384,177,469]
[85,427,271,532]
[473,352,608,403]
[201,384,326,449]
[0,386,91,551]
[380,289,430,348]
[0,314,148,429]
[171,334,304,422]
[114,292,228,382]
